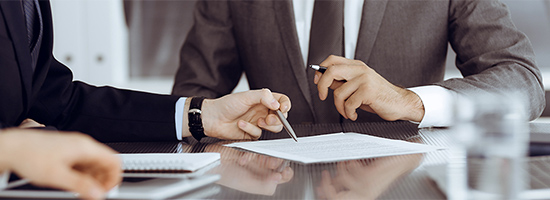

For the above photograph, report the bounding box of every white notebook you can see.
[119,153,220,172]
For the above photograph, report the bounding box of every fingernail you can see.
[314,74,319,84]
[271,173,282,182]
[258,119,267,127]
[271,99,280,109]
[268,116,277,125]
[238,121,247,128]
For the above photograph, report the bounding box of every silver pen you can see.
[308,64,327,73]
[275,110,298,142]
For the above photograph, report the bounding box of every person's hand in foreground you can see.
[186,89,292,140]
[314,55,424,122]
[0,129,122,199]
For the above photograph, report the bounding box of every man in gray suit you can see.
[172,0,545,127]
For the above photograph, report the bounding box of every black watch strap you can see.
[188,97,206,142]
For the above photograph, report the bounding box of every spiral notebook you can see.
[119,153,220,172]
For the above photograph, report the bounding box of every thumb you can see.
[240,89,280,110]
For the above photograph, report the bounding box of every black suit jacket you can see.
[173,0,545,124]
[0,1,179,142]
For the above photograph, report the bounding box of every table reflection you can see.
[108,122,456,199]
[191,136,425,199]
[315,154,423,200]
[203,144,294,195]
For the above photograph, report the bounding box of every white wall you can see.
[51,0,154,92]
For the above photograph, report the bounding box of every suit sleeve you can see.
[436,0,545,120]
[29,59,181,142]
[171,0,243,98]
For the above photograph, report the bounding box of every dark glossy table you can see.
[108,121,550,199]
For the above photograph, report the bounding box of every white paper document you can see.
[225,133,444,164]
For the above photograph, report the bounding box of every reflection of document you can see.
[225,133,444,164]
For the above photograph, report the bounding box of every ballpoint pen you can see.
[308,65,327,73]
[309,65,347,83]
[275,110,298,142]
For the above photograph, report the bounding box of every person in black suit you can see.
[0,0,291,198]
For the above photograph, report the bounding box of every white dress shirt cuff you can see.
[175,97,187,141]
[0,170,9,189]
[408,86,455,128]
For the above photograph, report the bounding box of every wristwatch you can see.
[188,97,206,142]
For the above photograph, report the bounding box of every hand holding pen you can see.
[308,64,347,94]
[308,55,425,122]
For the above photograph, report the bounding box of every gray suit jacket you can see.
[173,0,544,124]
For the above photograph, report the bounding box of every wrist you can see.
[200,99,213,137]
[402,90,425,122]
[182,98,192,138]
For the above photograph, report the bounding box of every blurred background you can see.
[49,0,550,118]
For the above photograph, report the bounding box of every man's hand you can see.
[0,129,122,199]
[314,55,424,122]
[200,89,291,140]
